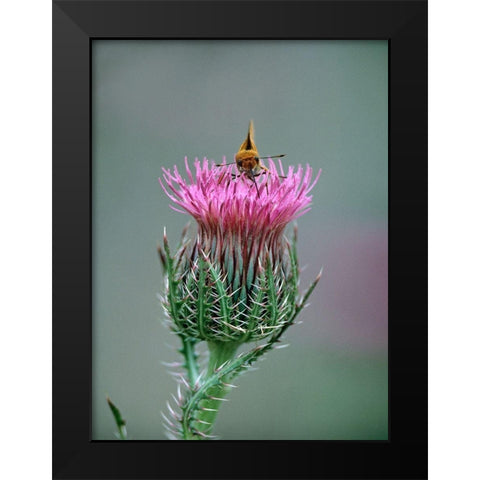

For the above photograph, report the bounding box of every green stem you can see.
[180,335,199,388]
[206,341,240,376]
[189,341,239,438]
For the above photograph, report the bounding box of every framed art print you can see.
[53,1,427,478]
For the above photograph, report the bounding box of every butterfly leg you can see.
[254,167,270,194]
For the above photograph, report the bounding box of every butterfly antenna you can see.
[257,154,286,160]
[216,161,237,166]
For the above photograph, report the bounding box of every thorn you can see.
[192,429,217,439]
[274,343,290,350]
[222,382,238,388]
[223,321,246,333]
[176,384,183,402]
[157,245,167,267]
[193,372,204,390]
[208,396,229,402]
[196,419,212,426]
[166,401,180,420]
[161,411,176,427]
[178,375,190,389]
[214,359,231,373]
[200,407,218,412]
[161,361,184,368]
[162,422,180,436]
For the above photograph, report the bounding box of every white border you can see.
[429,1,480,479]
[1,1,52,479]
[2,1,480,479]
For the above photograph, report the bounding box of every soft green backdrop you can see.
[92,40,388,440]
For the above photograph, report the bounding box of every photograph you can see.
[91,40,389,441]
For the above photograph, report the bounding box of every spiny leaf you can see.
[106,396,127,440]
[296,269,323,314]
[163,231,184,329]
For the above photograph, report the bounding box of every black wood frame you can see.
[53,1,427,478]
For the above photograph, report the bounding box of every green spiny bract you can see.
[159,226,300,344]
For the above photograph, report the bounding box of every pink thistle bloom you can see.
[158,156,321,343]
[160,156,320,253]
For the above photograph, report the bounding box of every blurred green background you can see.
[92,40,388,440]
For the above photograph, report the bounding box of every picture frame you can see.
[53,1,427,478]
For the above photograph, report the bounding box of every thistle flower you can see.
[158,156,321,440]
[159,157,320,342]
